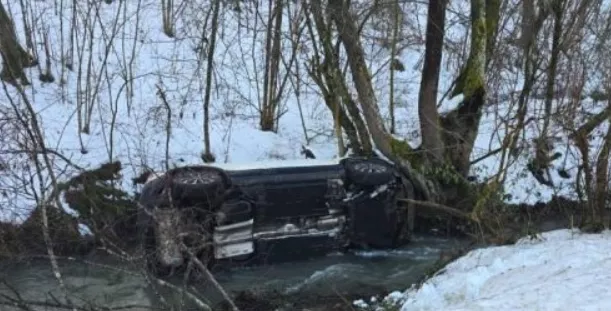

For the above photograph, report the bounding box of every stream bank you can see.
[0,195,581,310]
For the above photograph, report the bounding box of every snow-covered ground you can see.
[356,229,611,311]
[0,0,597,224]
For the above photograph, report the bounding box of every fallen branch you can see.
[181,243,240,311]
[14,254,138,276]
[398,198,472,220]
[141,270,212,311]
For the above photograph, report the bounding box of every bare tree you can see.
[305,0,372,156]
[202,0,222,163]
[161,0,176,37]
[322,0,499,207]
[260,0,284,131]
[0,2,37,86]
[387,0,403,135]
[417,0,448,164]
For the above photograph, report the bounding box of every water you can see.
[0,235,466,310]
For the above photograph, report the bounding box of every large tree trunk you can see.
[202,0,221,163]
[570,105,611,229]
[418,0,448,164]
[328,0,435,200]
[260,0,284,131]
[594,123,611,228]
[442,0,492,177]
[328,0,499,204]
[307,0,372,155]
[0,2,37,86]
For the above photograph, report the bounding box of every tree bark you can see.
[418,0,448,164]
[594,123,611,227]
[202,0,221,163]
[260,0,284,131]
[442,0,493,177]
[541,0,563,150]
[328,0,434,200]
[0,2,37,86]
[307,0,371,155]
[326,0,499,205]
[388,0,401,134]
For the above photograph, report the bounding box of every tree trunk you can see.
[260,0,284,132]
[418,0,448,164]
[570,106,611,228]
[307,0,371,155]
[541,0,563,148]
[388,0,401,134]
[0,2,37,86]
[202,0,221,163]
[594,122,611,227]
[328,0,435,200]
[343,98,373,155]
[442,0,492,177]
[326,0,498,205]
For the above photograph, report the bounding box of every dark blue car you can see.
[137,157,416,276]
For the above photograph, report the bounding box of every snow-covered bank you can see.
[358,229,611,311]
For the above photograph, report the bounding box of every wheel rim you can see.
[353,162,387,174]
[174,169,220,185]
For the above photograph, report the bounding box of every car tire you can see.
[343,158,395,187]
[140,166,231,209]
[169,166,230,207]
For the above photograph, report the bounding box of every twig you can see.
[398,198,472,220]
[0,280,33,311]
[141,271,212,311]
[15,254,139,276]
[469,147,503,166]
[180,243,240,311]
[2,72,78,311]
[0,148,84,171]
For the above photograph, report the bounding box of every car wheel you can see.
[343,158,395,187]
[168,166,230,208]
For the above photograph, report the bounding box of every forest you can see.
[0,0,609,310]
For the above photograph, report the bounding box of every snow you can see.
[0,0,605,225]
[359,229,611,311]
[0,0,608,309]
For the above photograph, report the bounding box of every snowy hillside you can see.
[0,0,606,223]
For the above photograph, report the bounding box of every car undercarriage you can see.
[137,157,416,275]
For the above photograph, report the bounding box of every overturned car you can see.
[137,157,417,275]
